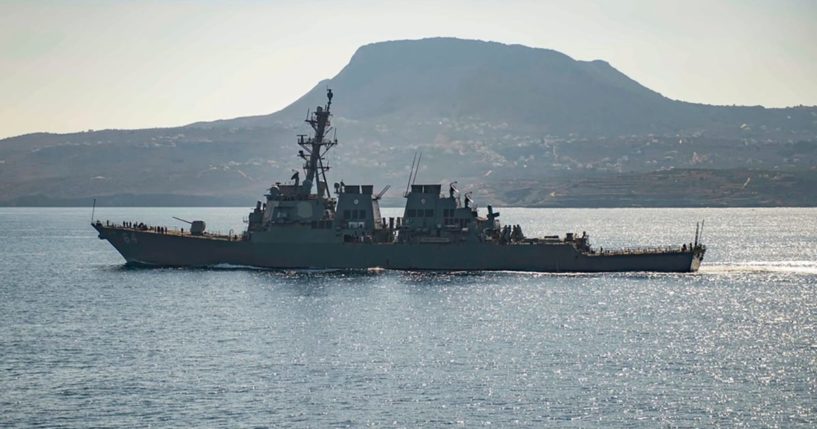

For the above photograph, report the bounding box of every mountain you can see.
[2,37,816,207]
[201,38,817,137]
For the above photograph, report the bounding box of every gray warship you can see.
[93,90,706,272]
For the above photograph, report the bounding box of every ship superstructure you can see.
[93,90,706,272]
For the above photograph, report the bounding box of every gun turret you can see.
[173,217,206,236]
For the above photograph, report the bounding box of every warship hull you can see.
[94,224,703,273]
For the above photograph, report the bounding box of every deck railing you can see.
[99,221,240,241]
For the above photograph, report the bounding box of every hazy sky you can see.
[1,0,815,139]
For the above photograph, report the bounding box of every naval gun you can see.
[173,217,206,236]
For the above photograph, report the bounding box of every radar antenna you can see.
[298,88,337,198]
[411,152,422,185]
[404,152,418,197]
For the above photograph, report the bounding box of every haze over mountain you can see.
[2,38,816,207]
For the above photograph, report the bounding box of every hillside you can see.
[1,37,816,207]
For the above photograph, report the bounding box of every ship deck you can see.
[97,221,699,255]
[96,221,241,241]
[587,245,698,256]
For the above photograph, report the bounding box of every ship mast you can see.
[298,89,337,198]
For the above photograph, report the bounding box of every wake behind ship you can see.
[93,90,706,272]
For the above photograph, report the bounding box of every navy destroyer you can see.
[93,90,706,272]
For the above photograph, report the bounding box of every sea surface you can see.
[1,207,815,427]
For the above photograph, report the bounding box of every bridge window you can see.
[425,209,434,217]
[407,209,417,217]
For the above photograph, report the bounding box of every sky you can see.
[1,0,816,139]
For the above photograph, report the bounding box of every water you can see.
[1,207,815,427]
